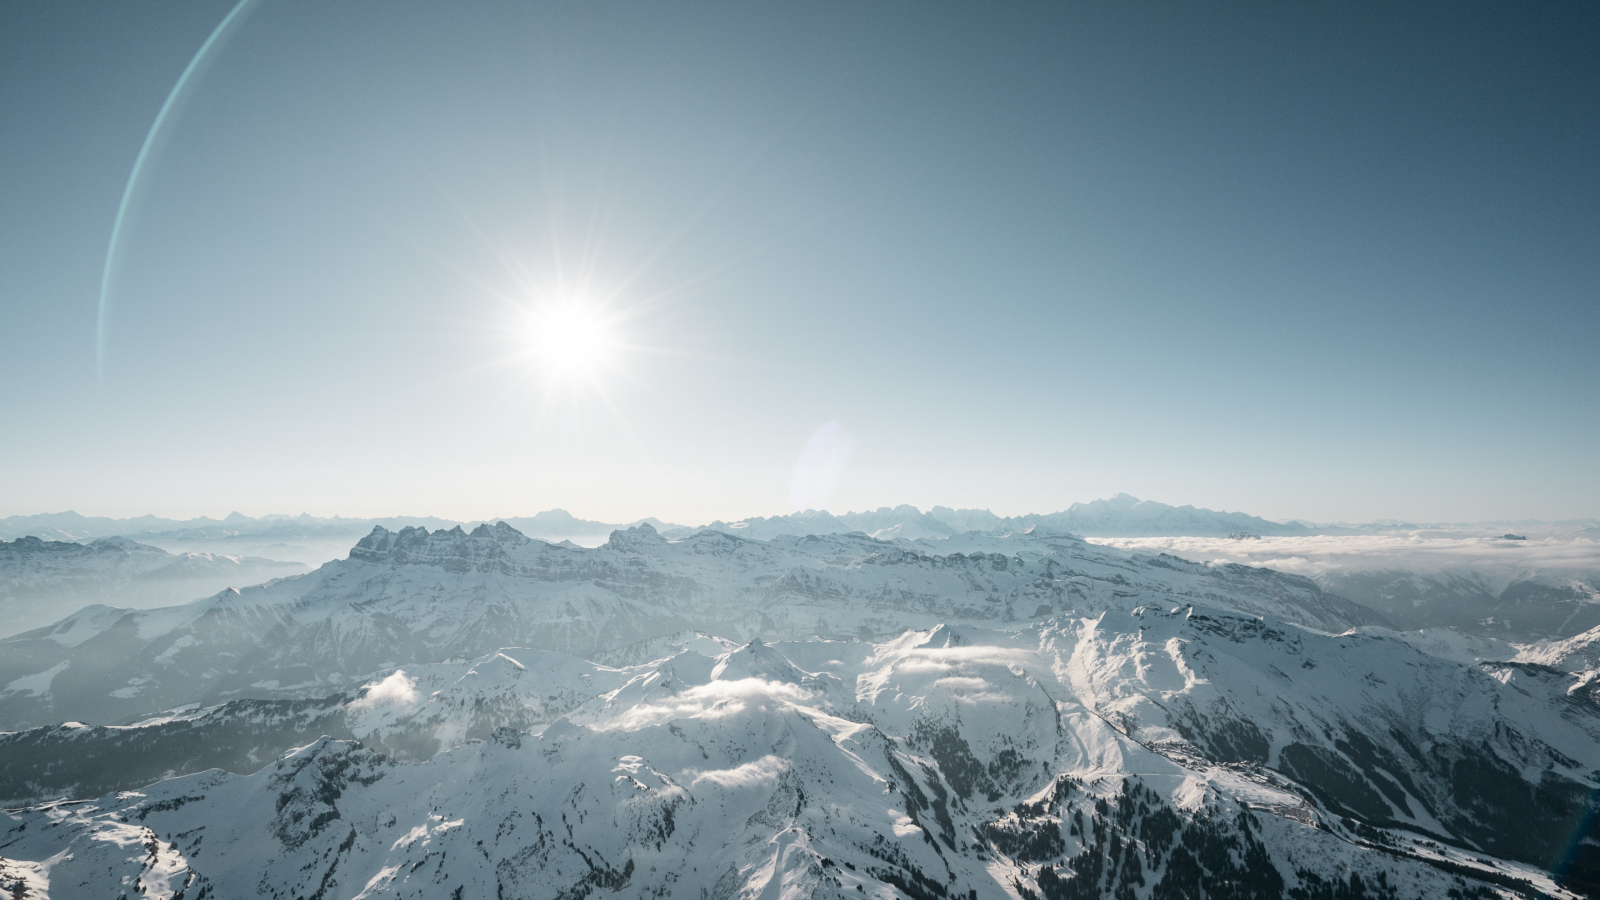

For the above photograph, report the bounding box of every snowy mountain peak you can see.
[709,639,816,686]
[912,622,973,649]
[83,534,144,551]
[605,521,668,551]
[1094,491,1143,509]
[482,651,528,671]
[349,521,539,567]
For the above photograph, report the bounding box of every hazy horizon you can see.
[3,494,1595,532]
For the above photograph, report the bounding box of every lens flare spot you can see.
[790,421,853,511]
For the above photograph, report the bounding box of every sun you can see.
[526,302,617,379]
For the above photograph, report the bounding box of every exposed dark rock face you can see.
[0,697,353,807]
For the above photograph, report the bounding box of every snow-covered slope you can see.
[0,535,308,638]
[1322,568,1600,639]
[5,614,1588,899]
[0,523,1383,731]
[0,646,653,807]
[1095,533,1600,640]
[1053,607,1600,875]
[1513,624,1600,672]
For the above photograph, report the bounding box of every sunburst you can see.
[524,299,620,382]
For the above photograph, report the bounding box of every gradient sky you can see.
[2,1,1596,525]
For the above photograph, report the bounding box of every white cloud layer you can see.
[690,754,790,790]
[612,678,816,730]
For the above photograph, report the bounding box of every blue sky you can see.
[1,1,1596,524]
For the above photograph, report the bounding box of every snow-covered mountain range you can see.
[0,522,1381,731]
[667,495,1600,544]
[0,510,683,567]
[0,535,308,639]
[5,519,1600,898]
[666,495,1319,542]
[10,502,1596,650]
